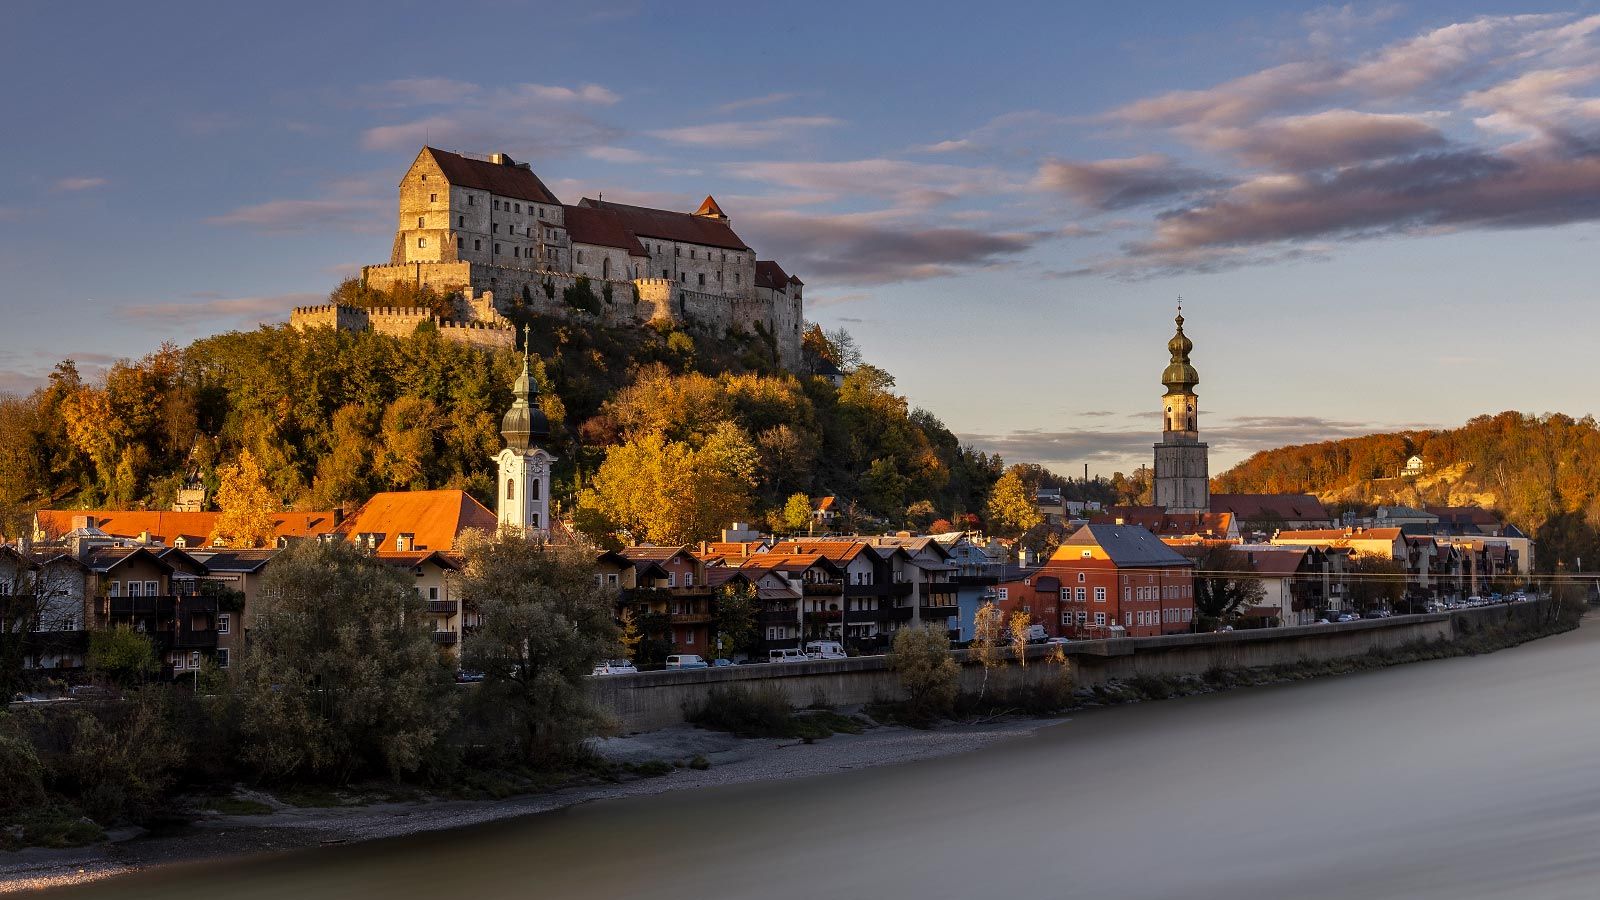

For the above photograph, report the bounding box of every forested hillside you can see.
[0,307,1006,544]
[1215,411,1600,570]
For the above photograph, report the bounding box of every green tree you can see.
[1344,554,1408,613]
[231,540,454,782]
[712,583,758,661]
[889,624,959,722]
[88,626,157,686]
[1191,544,1266,625]
[458,530,618,765]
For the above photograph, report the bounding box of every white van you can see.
[769,648,807,664]
[665,654,709,669]
[804,641,848,660]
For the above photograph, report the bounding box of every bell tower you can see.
[496,325,556,533]
[1153,302,1210,513]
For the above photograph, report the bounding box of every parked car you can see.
[1333,613,1358,623]
[591,660,639,676]
[711,658,733,667]
[665,654,709,669]
[454,670,486,683]
[1045,636,1073,646]
[769,648,808,664]
[803,640,848,660]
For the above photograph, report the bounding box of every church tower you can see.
[1153,305,1210,513]
[496,326,555,533]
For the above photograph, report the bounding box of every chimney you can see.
[72,514,92,530]
[333,507,345,527]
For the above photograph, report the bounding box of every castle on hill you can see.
[292,147,805,368]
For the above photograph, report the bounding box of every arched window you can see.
[602,257,610,278]
[530,478,541,500]
[506,478,515,501]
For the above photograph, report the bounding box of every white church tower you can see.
[496,325,555,533]
[1153,304,1210,513]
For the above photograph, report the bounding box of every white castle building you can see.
[340,146,805,369]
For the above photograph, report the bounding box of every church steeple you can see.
[1153,300,1209,514]
[1162,303,1199,397]
[496,324,555,533]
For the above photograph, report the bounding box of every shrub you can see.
[889,625,959,722]
[688,684,795,738]
[0,715,46,815]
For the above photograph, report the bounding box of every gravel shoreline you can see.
[0,714,1062,894]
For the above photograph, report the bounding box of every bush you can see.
[52,690,185,825]
[0,715,46,815]
[889,625,960,723]
[688,684,796,738]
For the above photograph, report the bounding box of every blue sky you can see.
[4,1,1599,476]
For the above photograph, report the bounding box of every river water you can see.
[46,617,1600,900]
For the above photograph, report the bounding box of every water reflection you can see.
[46,618,1600,899]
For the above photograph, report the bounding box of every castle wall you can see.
[392,151,566,270]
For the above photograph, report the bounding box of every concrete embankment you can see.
[590,600,1560,731]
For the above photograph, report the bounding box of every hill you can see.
[1214,411,1600,570]
[0,302,1004,543]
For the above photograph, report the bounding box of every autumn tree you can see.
[889,624,959,722]
[581,424,759,544]
[617,607,642,662]
[1008,609,1033,667]
[1345,554,1408,613]
[1191,544,1266,625]
[777,492,813,535]
[231,540,455,782]
[986,469,1042,540]
[970,601,1006,703]
[211,448,278,549]
[458,530,618,765]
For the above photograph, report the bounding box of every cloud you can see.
[1034,155,1229,210]
[116,293,320,327]
[54,176,107,192]
[585,146,661,164]
[1199,110,1450,169]
[741,210,1045,285]
[648,116,842,148]
[911,139,975,154]
[725,158,1019,208]
[717,92,800,113]
[207,176,388,234]
[360,80,624,158]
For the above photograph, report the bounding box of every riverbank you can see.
[5,603,1581,895]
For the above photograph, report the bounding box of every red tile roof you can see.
[34,509,339,547]
[562,203,650,257]
[694,195,726,218]
[334,490,497,552]
[424,147,560,205]
[1210,494,1332,522]
[580,198,750,251]
[754,260,791,291]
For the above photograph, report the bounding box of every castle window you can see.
[734,273,740,284]
[690,249,696,259]
[474,240,481,251]
[418,237,427,248]
[457,237,463,249]
[538,208,545,219]
[506,479,515,501]
[675,247,680,257]
[429,193,437,203]
[494,243,501,255]
[662,269,669,278]
[514,247,520,257]
[576,251,585,264]
[493,199,500,210]
[514,203,520,213]
[417,217,425,228]
[493,224,499,233]
[680,272,687,283]
[467,195,475,205]
[698,273,705,286]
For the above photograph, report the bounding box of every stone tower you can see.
[1153,305,1209,513]
[496,326,555,533]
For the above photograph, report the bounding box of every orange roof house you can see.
[335,490,497,553]
[33,509,340,549]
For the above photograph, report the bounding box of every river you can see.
[44,617,1600,899]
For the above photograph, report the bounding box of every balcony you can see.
[670,612,713,625]
[759,611,800,629]
[802,582,843,596]
[925,581,960,596]
[431,631,459,646]
[426,600,457,615]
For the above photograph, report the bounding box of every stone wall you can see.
[588,601,1557,732]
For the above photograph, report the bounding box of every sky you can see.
[3,1,1599,478]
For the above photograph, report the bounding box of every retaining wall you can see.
[589,601,1556,732]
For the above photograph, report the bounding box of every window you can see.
[1095,612,1106,626]
[685,573,695,588]
[1077,612,1088,624]
[685,631,694,645]
[662,269,669,278]
[606,573,618,586]
[457,215,463,227]
[675,247,680,257]
[217,614,230,635]
[1095,586,1107,601]
[1060,588,1070,601]
[1077,572,1086,583]
[539,208,545,219]
[668,573,677,588]
[429,193,437,203]
[514,247,520,257]
[1076,587,1087,601]
[474,240,481,251]
[467,195,475,205]
[577,250,585,264]
[697,273,705,286]
[493,199,500,210]
[457,237,463,250]
[494,243,501,255]
[734,273,740,284]
[493,224,499,233]
[1062,613,1072,626]
[127,581,142,598]
[1126,612,1134,626]
[428,587,439,601]
[216,648,229,669]
[997,588,1008,601]
[173,653,185,670]
[418,238,427,248]
[530,478,540,499]
[514,203,521,213]
[506,479,515,501]
[107,581,120,597]
[417,216,425,228]
[1124,587,1132,601]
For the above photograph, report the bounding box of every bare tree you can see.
[1,549,82,699]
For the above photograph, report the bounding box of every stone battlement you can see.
[290,290,514,350]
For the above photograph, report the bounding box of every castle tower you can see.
[1153,304,1210,513]
[496,326,556,533]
